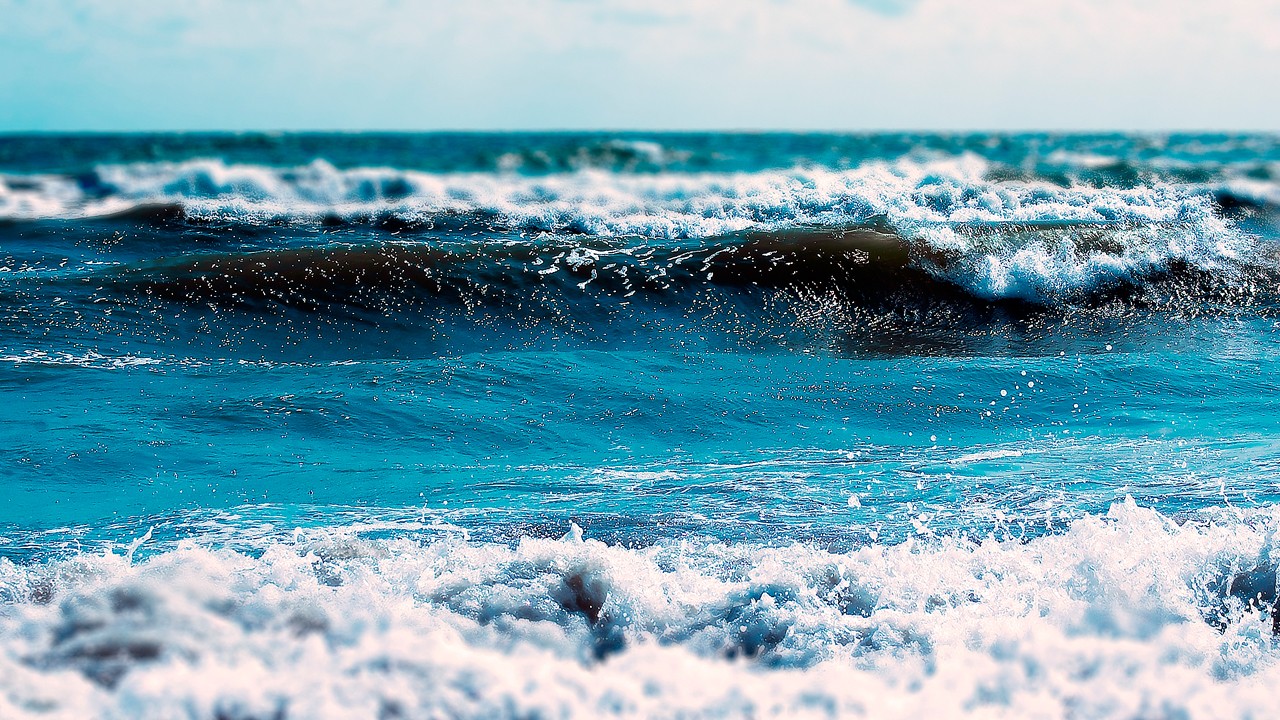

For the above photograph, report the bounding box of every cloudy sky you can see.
[2,0,1278,131]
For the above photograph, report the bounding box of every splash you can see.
[2,500,1278,718]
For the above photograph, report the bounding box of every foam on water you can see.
[1,500,1277,719]
[0,350,166,370]
[0,156,1223,231]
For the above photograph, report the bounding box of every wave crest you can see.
[2,156,1261,304]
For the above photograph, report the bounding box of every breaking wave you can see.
[2,500,1279,719]
[0,156,1267,304]
[87,228,1273,322]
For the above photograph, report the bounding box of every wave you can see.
[85,228,1273,324]
[1216,178,1280,212]
[0,155,1243,231]
[1,499,1278,718]
[106,228,934,309]
[0,156,1265,306]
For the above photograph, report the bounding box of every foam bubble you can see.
[2,500,1278,718]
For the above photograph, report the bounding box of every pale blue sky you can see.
[2,0,1278,131]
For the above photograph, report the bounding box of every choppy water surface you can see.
[3,133,1280,718]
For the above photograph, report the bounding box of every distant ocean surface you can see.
[3,132,1280,718]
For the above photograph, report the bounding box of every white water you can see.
[2,499,1278,719]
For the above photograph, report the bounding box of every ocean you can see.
[2,132,1279,718]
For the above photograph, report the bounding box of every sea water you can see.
[2,133,1280,718]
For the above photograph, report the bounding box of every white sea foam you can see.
[0,350,165,370]
[0,157,1255,302]
[951,449,1025,464]
[2,499,1278,719]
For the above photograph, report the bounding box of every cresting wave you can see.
[0,155,1246,235]
[2,500,1279,719]
[95,229,1278,322]
[0,156,1268,304]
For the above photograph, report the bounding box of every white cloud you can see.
[848,0,919,16]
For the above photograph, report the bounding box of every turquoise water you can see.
[3,133,1280,718]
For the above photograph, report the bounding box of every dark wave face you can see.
[6,133,1280,719]
[4,223,1277,365]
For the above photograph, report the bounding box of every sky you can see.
[1,0,1278,131]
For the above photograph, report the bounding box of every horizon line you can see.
[2,127,1279,136]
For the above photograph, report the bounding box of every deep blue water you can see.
[3,133,1280,718]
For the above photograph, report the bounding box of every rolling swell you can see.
[113,228,932,309]
[8,223,1247,365]
[99,224,1278,315]
[1,221,1271,363]
[90,229,1004,357]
